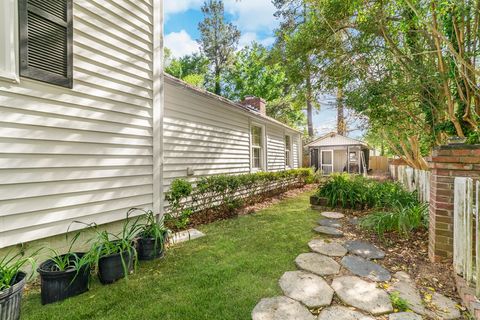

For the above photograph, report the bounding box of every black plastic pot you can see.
[137,236,165,261]
[0,272,26,320]
[38,253,90,305]
[98,250,134,284]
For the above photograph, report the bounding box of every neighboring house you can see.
[0,1,301,251]
[306,132,369,175]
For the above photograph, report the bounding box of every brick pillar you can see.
[428,144,480,262]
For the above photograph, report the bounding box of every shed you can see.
[305,132,370,175]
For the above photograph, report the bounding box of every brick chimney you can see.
[241,96,266,116]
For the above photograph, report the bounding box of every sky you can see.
[164,0,361,138]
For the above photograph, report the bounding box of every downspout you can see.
[153,0,164,221]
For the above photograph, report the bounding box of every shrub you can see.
[359,203,429,238]
[315,173,419,209]
[165,168,313,230]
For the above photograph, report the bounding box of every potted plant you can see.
[0,251,37,320]
[37,235,91,304]
[133,208,169,260]
[77,215,142,285]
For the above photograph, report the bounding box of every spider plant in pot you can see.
[78,215,142,285]
[37,234,91,305]
[132,208,169,261]
[0,250,37,320]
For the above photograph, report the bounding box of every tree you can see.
[164,50,209,88]
[283,0,479,168]
[198,0,240,95]
[223,43,306,128]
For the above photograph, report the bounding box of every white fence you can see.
[453,178,480,296]
[389,165,431,203]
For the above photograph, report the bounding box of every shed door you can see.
[321,150,333,175]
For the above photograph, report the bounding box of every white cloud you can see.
[239,32,276,48]
[164,0,203,19]
[165,30,200,58]
[224,0,278,33]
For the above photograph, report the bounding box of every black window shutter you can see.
[19,0,73,88]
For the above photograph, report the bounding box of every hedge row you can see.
[165,168,314,229]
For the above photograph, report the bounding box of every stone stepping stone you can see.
[388,272,427,315]
[318,218,342,228]
[313,226,344,238]
[331,276,393,315]
[279,270,333,308]
[389,313,423,320]
[251,296,316,320]
[321,211,345,219]
[295,252,340,276]
[317,306,375,320]
[344,240,385,260]
[427,292,461,320]
[341,255,391,282]
[308,239,347,257]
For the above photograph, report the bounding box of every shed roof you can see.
[305,132,369,148]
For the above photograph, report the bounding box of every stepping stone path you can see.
[252,210,463,320]
[318,306,375,320]
[308,239,347,257]
[318,218,342,228]
[251,296,315,320]
[279,271,333,308]
[321,211,345,219]
[332,276,393,315]
[295,252,340,276]
[341,255,391,282]
[344,240,386,260]
[314,225,344,237]
[388,272,427,315]
[389,313,423,320]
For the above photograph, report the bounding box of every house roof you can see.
[164,73,302,134]
[305,132,369,148]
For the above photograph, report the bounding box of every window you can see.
[251,125,263,170]
[0,0,18,82]
[285,135,292,167]
[19,0,73,88]
[349,151,357,162]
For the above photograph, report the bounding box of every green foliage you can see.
[316,173,418,209]
[72,210,143,279]
[359,203,429,238]
[0,250,38,291]
[390,292,411,312]
[165,169,314,230]
[165,51,209,88]
[198,0,240,95]
[44,234,90,273]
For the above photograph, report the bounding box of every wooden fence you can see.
[453,178,480,296]
[369,156,389,172]
[389,164,431,203]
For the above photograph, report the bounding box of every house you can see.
[0,1,301,252]
[305,132,370,175]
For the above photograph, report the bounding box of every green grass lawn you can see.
[22,191,318,320]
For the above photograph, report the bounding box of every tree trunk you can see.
[306,74,314,137]
[336,86,346,135]
[214,66,221,95]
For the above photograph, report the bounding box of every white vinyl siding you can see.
[163,79,251,189]
[266,125,285,172]
[164,76,302,191]
[0,0,157,248]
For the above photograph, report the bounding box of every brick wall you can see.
[428,144,480,262]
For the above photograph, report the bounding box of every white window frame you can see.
[250,123,265,171]
[320,149,334,175]
[0,0,19,83]
[285,134,292,168]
